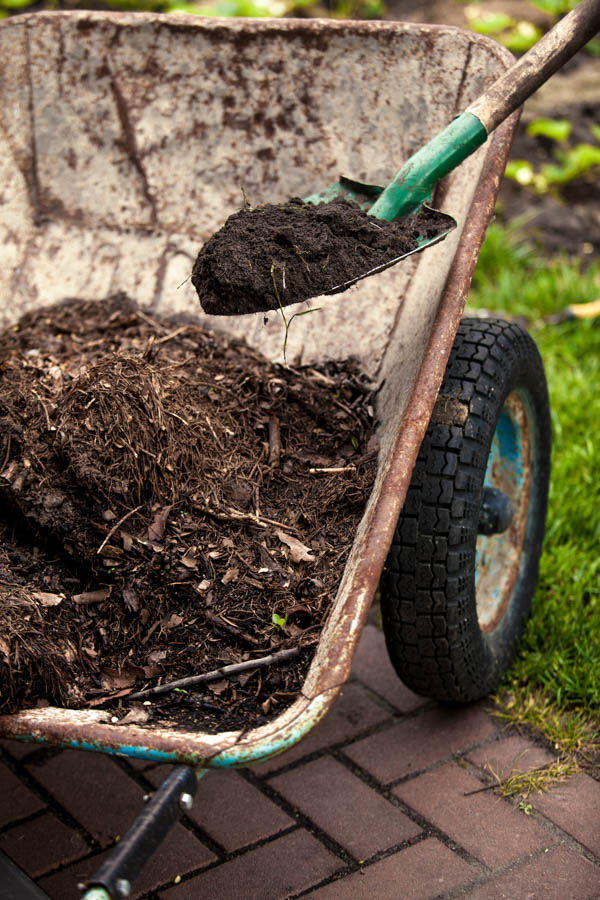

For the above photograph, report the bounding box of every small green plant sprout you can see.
[272,610,287,628]
[240,186,253,210]
[505,119,600,193]
[518,801,533,815]
[270,263,321,363]
[526,117,572,142]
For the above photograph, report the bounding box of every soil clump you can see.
[193,198,452,316]
[0,295,378,732]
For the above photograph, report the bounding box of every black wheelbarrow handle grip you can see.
[466,0,600,133]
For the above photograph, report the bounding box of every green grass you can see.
[467,222,600,750]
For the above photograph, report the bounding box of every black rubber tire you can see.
[380,318,551,702]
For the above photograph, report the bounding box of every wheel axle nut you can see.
[478,486,515,535]
[179,791,194,811]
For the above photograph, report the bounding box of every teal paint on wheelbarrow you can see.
[476,399,526,623]
[7,689,334,768]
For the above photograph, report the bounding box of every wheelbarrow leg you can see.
[81,765,201,900]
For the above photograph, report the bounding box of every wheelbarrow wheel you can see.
[380,318,551,702]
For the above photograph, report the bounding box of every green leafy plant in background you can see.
[464,5,542,52]
[0,0,385,19]
[465,0,600,55]
[505,118,600,193]
[467,222,600,764]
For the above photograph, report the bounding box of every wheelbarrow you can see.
[0,8,560,897]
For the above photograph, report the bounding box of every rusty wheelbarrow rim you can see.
[0,12,519,767]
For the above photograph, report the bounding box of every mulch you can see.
[0,295,378,733]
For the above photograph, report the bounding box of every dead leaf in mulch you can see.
[72,588,111,605]
[122,587,140,612]
[32,591,65,607]
[100,666,140,691]
[276,531,315,563]
[180,549,198,570]
[148,505,172,542]
[142,663,162,679]
[118,703,151,725]
[223,479,253,508]
[147,649,168,665]
[87,687,134,706]
[208,679,228,694]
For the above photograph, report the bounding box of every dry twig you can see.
[128,647,300,699]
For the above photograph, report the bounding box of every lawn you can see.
[467,222,599,756]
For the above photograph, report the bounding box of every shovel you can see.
[194,0,600,315]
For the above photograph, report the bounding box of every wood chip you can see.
[72,588,111,605]
[32,591,65,607]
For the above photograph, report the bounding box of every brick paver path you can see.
[1,624,599,898]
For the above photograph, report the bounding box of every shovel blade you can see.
[305,176,457,295]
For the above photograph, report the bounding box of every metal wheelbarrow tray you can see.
[0,12,520,767]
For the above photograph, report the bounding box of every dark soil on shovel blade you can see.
[0,296,378,733]
[193,198,452,315]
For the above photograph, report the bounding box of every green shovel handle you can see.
[369,112,487,221]
[370,0,600,222]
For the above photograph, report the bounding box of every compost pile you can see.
[0,295,378,732]
[193,197,452,315]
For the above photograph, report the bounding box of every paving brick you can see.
[147,766,294,851]
[531,773,600,856]
[159,829,342,899]
[350,624,427,713]
[465,846,600,899]
[270,755,420,860]
[394,762,551,868]
[0,811,88,878]
[467,735,554,779]
[0,759,45,828]
[252,681,392,775]
[344,705,496,784]
[308,838,476,899]
[27,749,146,846]
[39,820,215,899]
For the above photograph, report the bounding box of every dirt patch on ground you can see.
[0,295,378,732]
[192,198,452,315]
